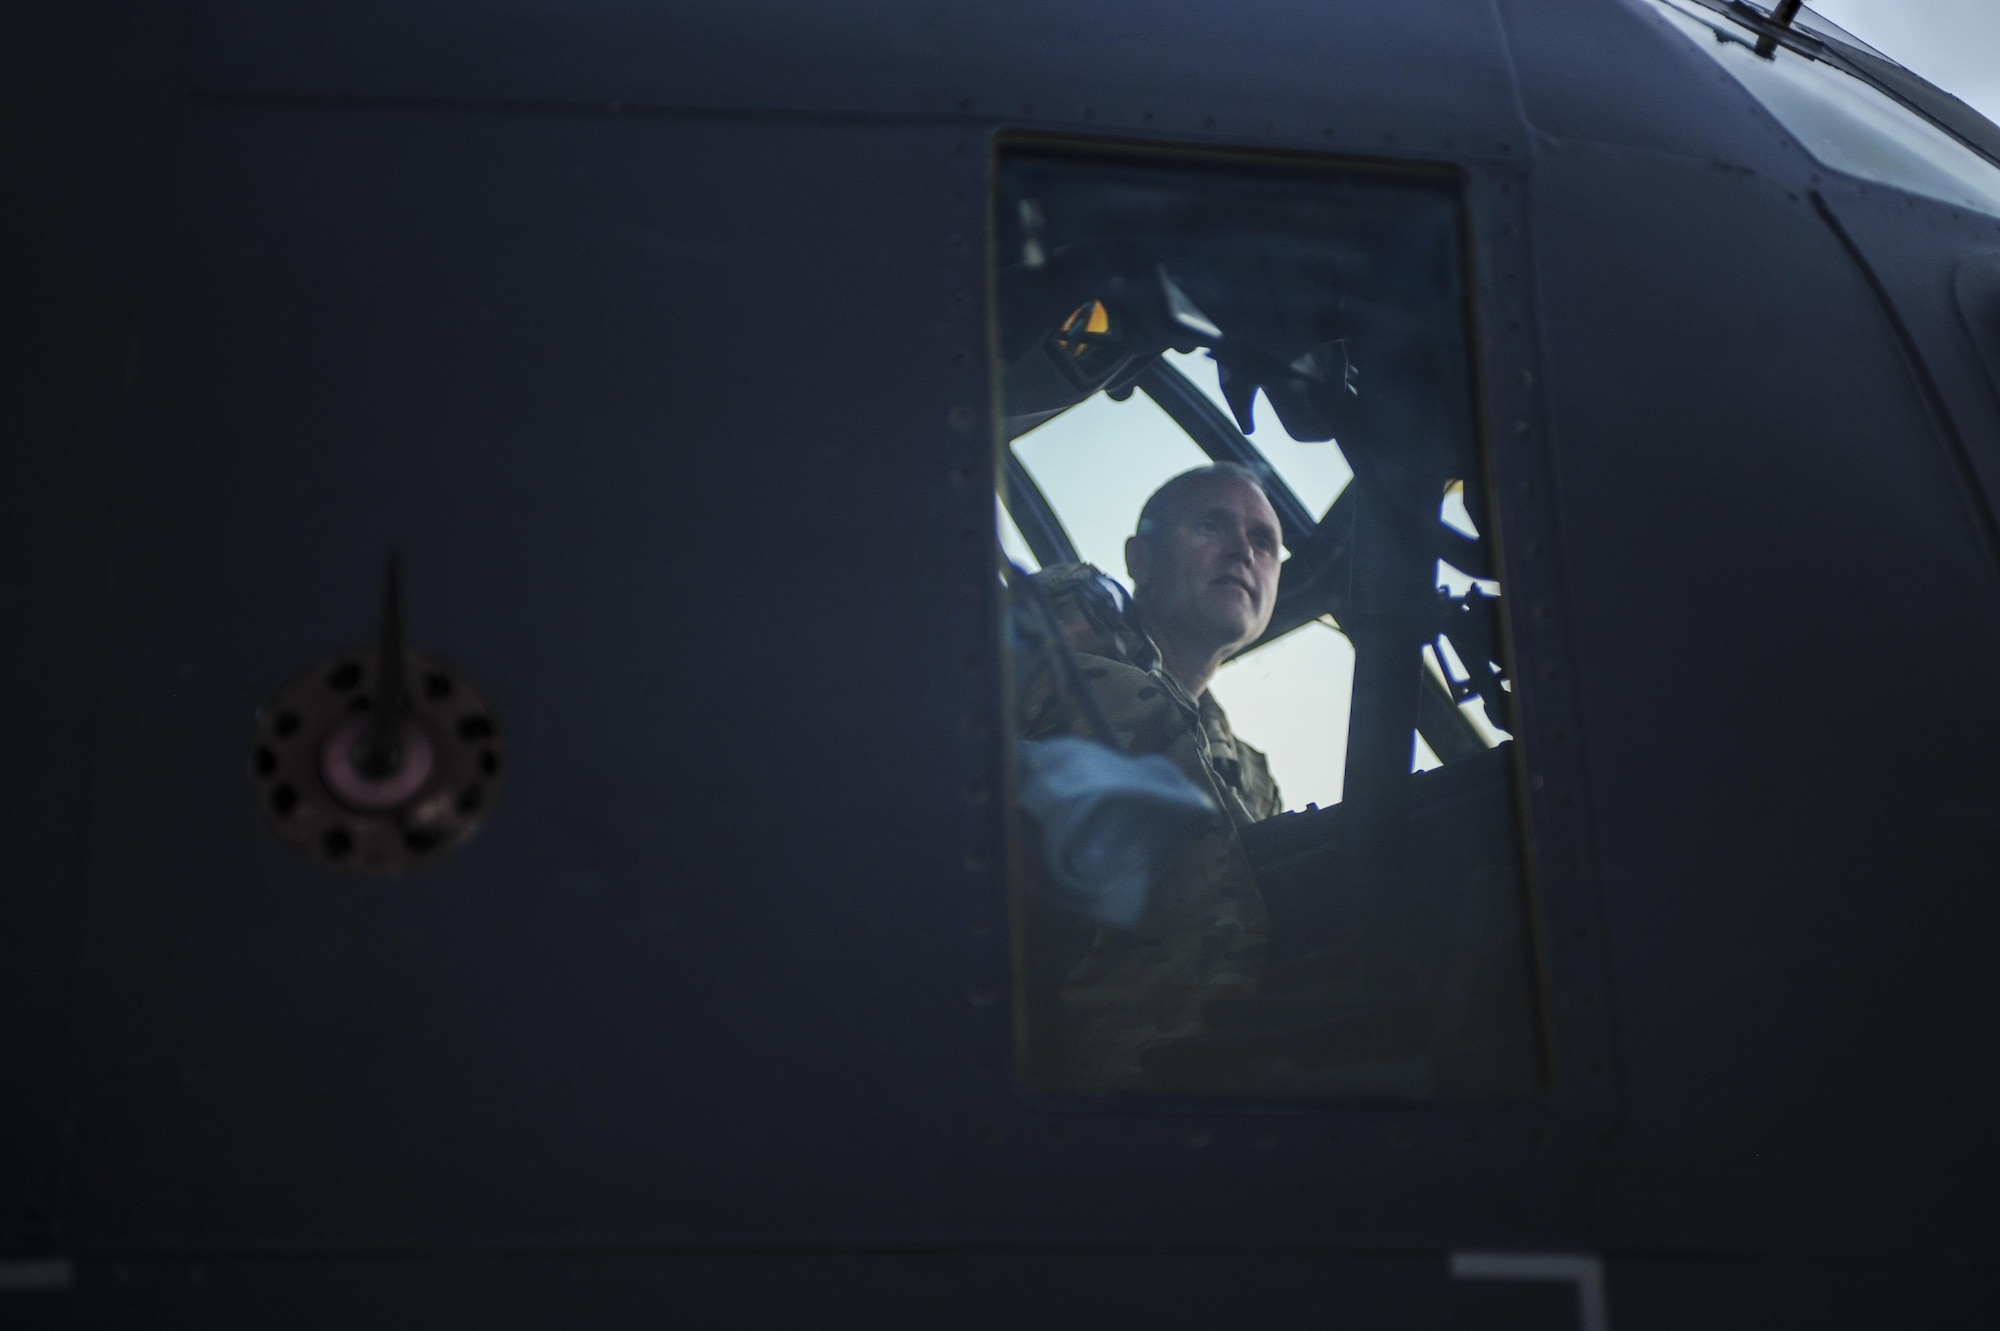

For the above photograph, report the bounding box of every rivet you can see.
[948,406,978,432]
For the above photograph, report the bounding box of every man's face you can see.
[1126,475,1282,653]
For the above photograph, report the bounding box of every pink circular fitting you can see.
[320,715,437,812]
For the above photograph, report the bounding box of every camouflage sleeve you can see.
[1027,562,1137,661]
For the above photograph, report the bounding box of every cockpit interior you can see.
[995,147,1542,1100]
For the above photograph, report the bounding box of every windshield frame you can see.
[1675,0,2000,169]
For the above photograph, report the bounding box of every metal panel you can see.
[188,0,1528,163]
[0,17,187,1262]
[72,106,991,1245]
[1494,0,1804,173]
[1530,140,2000,1256]
[1815,180,2000,548]
[5,1252,1581,1330]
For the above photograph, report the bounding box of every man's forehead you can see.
[1172,474,1279,528]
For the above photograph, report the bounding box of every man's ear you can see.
[1124,534,1150,588]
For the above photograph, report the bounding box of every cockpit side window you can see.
[997,147,1543,1101]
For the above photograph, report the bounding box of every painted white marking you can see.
[1451,1251,1607,1331]
[0,1258,74,1292]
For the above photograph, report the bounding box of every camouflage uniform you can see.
[1020,562,1281,1091]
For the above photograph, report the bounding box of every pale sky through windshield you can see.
[1810,0,2000,122]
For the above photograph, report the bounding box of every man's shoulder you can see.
[1028,563,1145,665]
[1030,561,1125,604]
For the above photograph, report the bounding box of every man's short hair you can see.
[1134,462,1275,541]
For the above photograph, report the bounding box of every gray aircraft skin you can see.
[7,0,2000,1325]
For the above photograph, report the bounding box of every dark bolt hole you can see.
[456,785,483,814]
[479,749,500,776]
[423,671,453,700]
[273,711,301,738]
[327,662,361,691]
[403,829,441,854]
[321,827,353,859]
[458,714,493,741]
[253,747,277,777]
[270,784,298,815]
